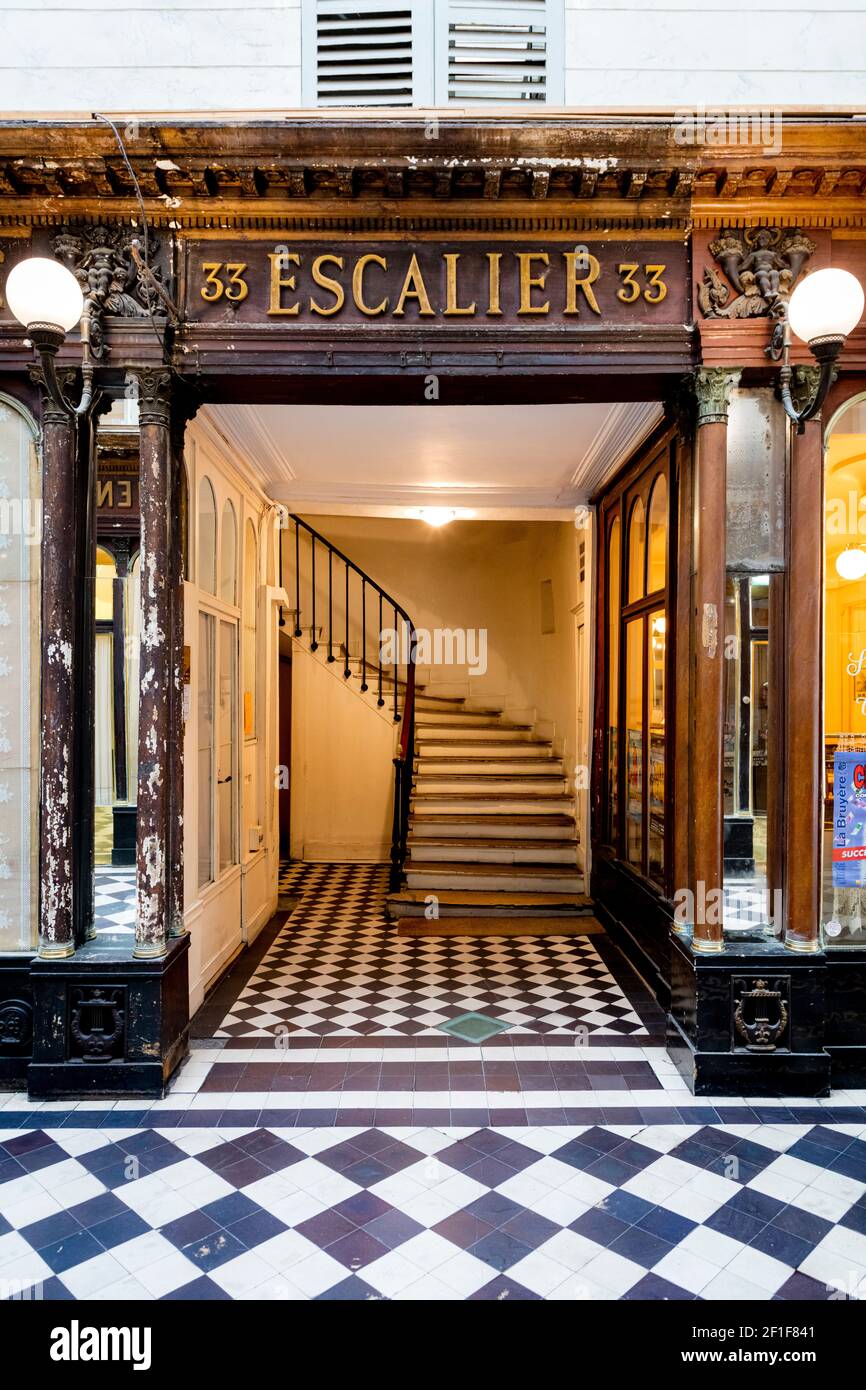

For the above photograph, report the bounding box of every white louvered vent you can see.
[314,4,416,106]
[446,2,550,104]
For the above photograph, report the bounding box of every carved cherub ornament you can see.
[698,227,816,320]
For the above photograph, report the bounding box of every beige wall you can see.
[290,642,397,861]
[291,515,581,775]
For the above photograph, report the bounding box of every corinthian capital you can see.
[694,368,742,426]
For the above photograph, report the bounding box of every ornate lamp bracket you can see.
[766,311,839,434]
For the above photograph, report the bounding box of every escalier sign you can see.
[180,238,689,328]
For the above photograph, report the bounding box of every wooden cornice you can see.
[0,115,864,230]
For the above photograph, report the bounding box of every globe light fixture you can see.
[835,546,866,582]
[769,267,865,432]
[5,255,94,415]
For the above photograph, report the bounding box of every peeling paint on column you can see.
[37,398,76,957]
[133,369,172,960]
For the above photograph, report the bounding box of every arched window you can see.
[243,519,258,738]
[220,500,237,605]
[180,461,190,581]
[647,475,667,594]
[627,496,645,603]
[197,477,217,594]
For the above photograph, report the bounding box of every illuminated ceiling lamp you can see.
[836,547,866,581]
[419,507,457,528]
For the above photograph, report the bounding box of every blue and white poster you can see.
[833,751,866,887]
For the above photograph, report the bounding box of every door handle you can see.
[217,775,232,784]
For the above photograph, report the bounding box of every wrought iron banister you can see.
[281,512,417,893]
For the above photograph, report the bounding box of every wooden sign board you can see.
[181,239,689,330]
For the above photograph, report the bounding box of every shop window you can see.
[722,389,786,941]
[822,395,866,945]
[627,496,645,603]
[606,516,620,845]
[0,396,40,949]
[220,500,238,605]
[244,519,258,739]
[647,475,667,594]
[198,477,217,595]
[198,611,215,889]
[596,438,671,889]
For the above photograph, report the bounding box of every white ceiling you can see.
[202,400,663,518]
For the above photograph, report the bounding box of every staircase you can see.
[386,695,590,923]
[282,513,590,926]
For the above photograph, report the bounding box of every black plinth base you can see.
[0,954,36,1088]
[668,932,832,1096]
[27,933,189,1099]
[111,804,137,867]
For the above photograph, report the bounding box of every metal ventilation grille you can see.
[315,7,415,106]
[447,13,549,103]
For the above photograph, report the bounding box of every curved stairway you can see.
[386,694,590,924]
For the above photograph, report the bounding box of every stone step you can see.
[404,860,584,892]
[413,777,568,795]
[407,838,580,865]
[410,814,576,840]
[387,888,592,919]
[416,741,553,758]
[411,796,575,815]
[416,725,534,741]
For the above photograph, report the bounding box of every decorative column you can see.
[133,368,172,959]
[691,368,741,952]
[37,384,78,959]
[785,372,824,953]
[167,407,192,938]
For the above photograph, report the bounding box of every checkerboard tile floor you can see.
[93,867,136,937]
[217,863,648,1039]
[2,1120,865,1301]
[5,861,864,1301]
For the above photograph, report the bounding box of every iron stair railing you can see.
[280,512,417,892]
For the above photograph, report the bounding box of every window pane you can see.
[823,399,866,944]
[198,479,216,595]
[625,618,644,867]
[244,520,258,738]
[648,609,665,881]
[95,546,116,622]
[218,620,236,874]
[220,500,237,604]
[627,496,645,603]
[197,612,214,889]
[647,476,667,594]
[607,517,621,844]
[723,575,779,938]
[726,388,787,572]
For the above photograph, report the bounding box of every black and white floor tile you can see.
[217,864,648,1039]
[93,867,136,936]
[4,861,865,1302]
[1,1119,865,1301]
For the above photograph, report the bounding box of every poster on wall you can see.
[832,750,866,886]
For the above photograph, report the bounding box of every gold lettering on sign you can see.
[393,254,435,317]
[486,252,503,316]
[564,252,601,315]
[310,254,345,316]
[443,253,475,316]
[352,254,388,315]
[268,252,300,316]
[116,479,132,508]
[97,480,112,508]
[617,263,667,305]
[200,262,249,303]
[517,253,550,315]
